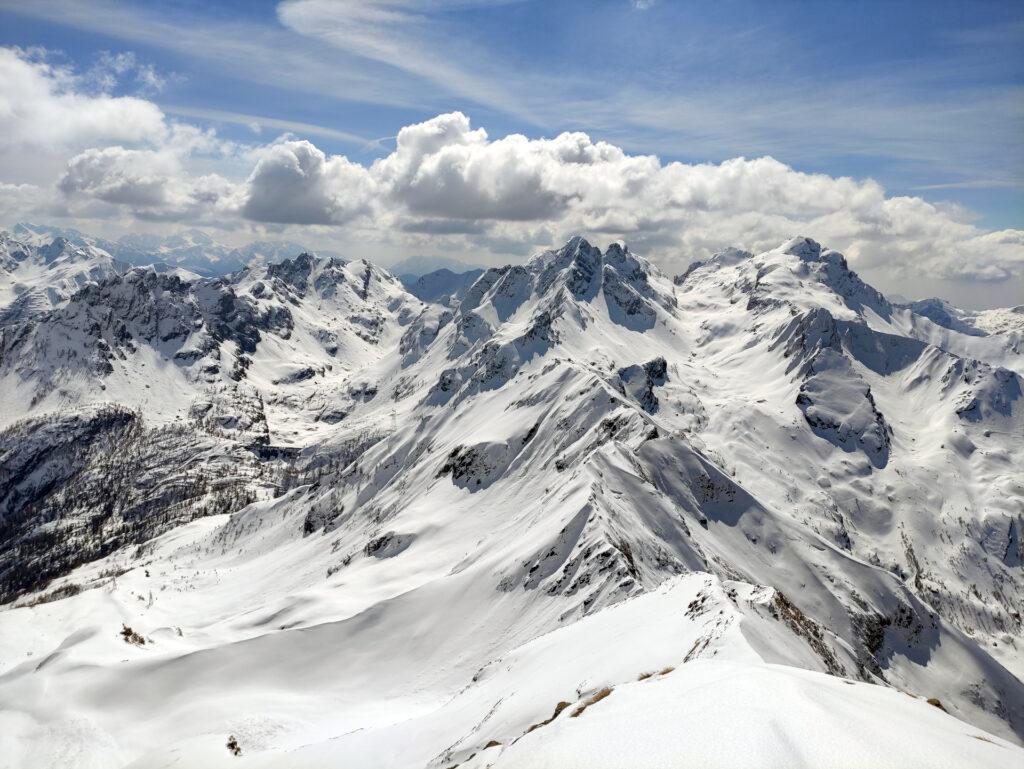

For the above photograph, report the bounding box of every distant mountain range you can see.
[11,223,484,282]
[11,222,336,278]
[389,252,484,280]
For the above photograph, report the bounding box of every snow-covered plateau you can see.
[0,231,1022,768]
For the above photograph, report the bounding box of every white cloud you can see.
[84,50,137,93]
[0,43,1019,300]
[0,48,236,221]
[276,0,542,121]
[59,146,178,207]
[58,145,233,220]
[373,112,591,221]
[162,105,375,146]
[37,105,1024,286]
[8,1,1020,193]
[134,63,167,95]
[6,0,433,115]
[351,119,1021,284]
[247,114,1024,287]
[0,47,167,152]
[0,181,50,222]
[240,140,375,225]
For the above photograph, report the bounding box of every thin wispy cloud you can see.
[2,0,429,111]
[276,0,550,124]
[913,180,1023,191]
[162,106,381,149]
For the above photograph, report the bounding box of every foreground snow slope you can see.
[0,516,1017,769]
[490,659,1017,769]
[0,234,1022,767]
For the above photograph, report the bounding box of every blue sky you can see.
[0,0,1022,305]
[3,0,1020,226]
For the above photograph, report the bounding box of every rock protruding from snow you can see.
[617,357,668,412]
[797,348,892,467]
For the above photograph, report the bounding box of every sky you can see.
[0,0,1021,307]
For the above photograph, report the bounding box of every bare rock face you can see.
[0,406,270,601]
[617,357,668,413]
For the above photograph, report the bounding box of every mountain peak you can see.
[264,250,346,293]
[564,234,596,252]
[781,236,823,260]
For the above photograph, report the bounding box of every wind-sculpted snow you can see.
[953,362,1023,423]
[0,233,1022,767]
[616,356,668,413]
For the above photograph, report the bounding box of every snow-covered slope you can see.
[0,251,421,437]
[903,297,1024,338]
[0,233,120,326]
[0,235,1022,768]
[401,267,485,305]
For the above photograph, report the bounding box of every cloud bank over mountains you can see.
[1,46,1021,299]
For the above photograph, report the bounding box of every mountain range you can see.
[0,228,1022,768]
[10,223,329,279]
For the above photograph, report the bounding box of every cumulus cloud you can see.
[36,106,1024,285]
[0,47,168,152]
[0,48,234,222]
[59,146,177,207]
[241,140,374,225]
[58,145,232,221]
[0,43,1020,298]
[364,117,1021,284]
[373,112,593,221]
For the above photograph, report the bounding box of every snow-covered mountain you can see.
[0,232,121,326]
[11,223,318,278]
[0,235,1022,768]
[901,296,1024,338]
[401,266,485,305]
[111,229,317,277]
